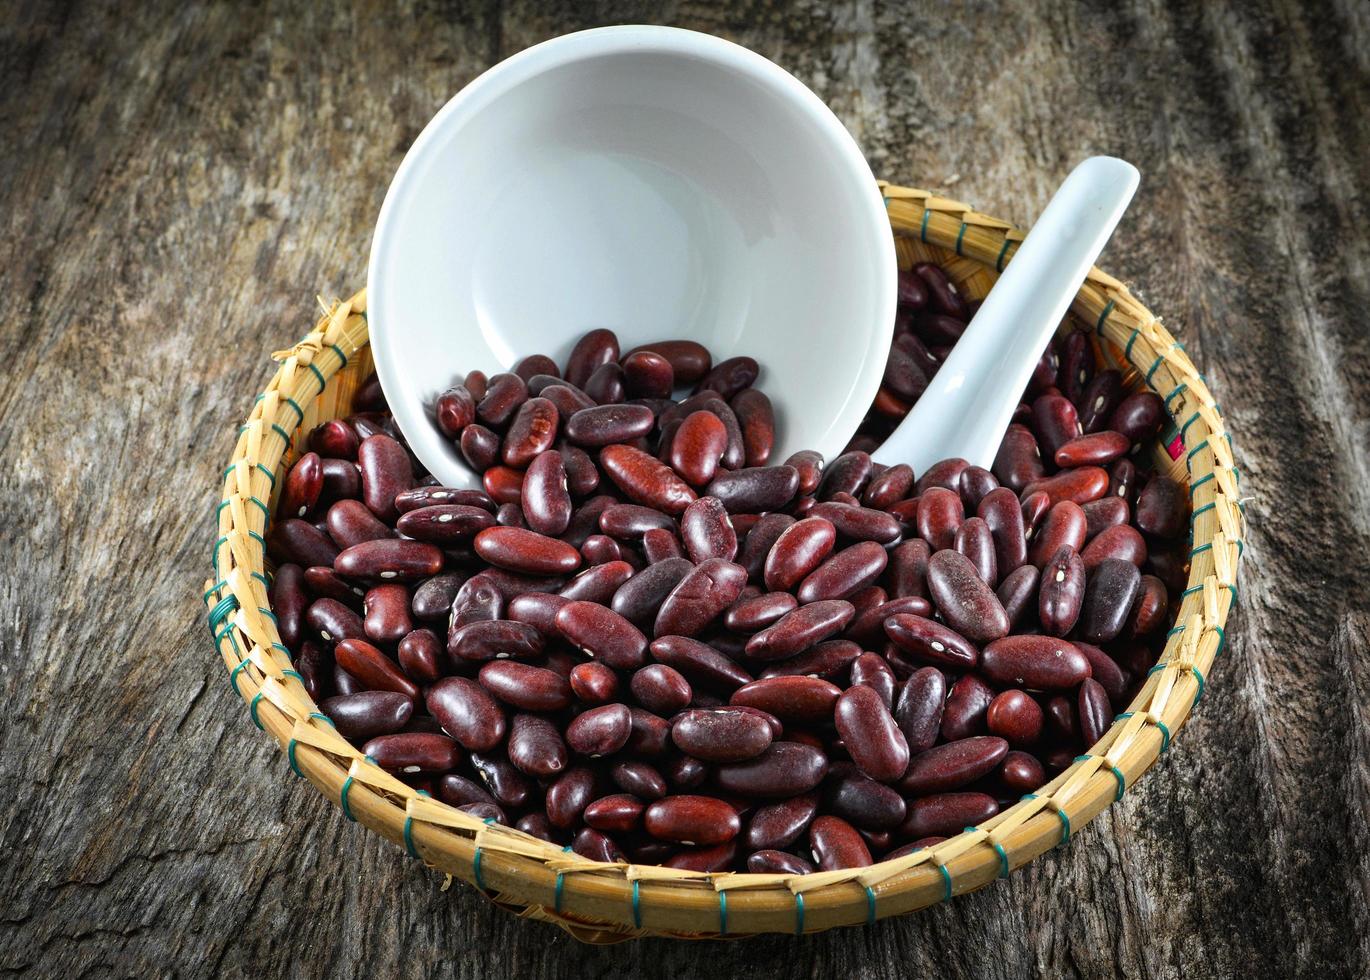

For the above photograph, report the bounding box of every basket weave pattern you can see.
[205,182,1243,941]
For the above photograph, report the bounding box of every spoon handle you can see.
[872,156,1140,475]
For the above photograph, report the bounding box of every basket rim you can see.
[205,180,1244,940]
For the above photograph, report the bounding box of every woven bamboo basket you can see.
[205,181,1244,941]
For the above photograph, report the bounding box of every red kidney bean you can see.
[809,815,872,870]
[746,600,855,660]
[647,636,751,694]
[546,767,596,828]
[666,410,728,487]
[357,434,412,522]
[270,517,342,569]
[884,613,978,670]
[461,370,489,402]
[995,563,1039,630]
[981,636,1091,690]
[1082,495,1130,538]
[473,527,580,576]
[568,661,619,704]
[914,262,968,318]
[460,423,501,471]
[883,343,931,402]
[559,560,634,603]
[695,355,758,399]
[900,735,1009,795]
[451,576,505,629]
[1028,501,1088,568]
[508,713,569,776]
[622,340,709,383]
[307,565,368,607]
[271,564,307,651]
[747,850,816,874]
[1057,329,1093,404]
[654,558,748,638]
[394,504,494,546]
[394,628,443,684]
[884,539,930,600]
[731,676,840,725]
[763,517,836,593]
[333,663,364,697]
[680,496,737,563]
[475,661,572,712]
[599,444,697,515]
[954,516,998,586]
[1078,677,1111,746]
[612,761,668,801]
[817,451,873,500]
[725,591,799,632]
[1021,489,1051,540]
[311,419,361,460]
[1135,475,1186,538]
[1071,641,1126,706]
[279,452,323,520]
[916,457,972,494]
[957,465,999,515]
[1108,390,1164,444]
[539,382,596,418]
[1023,466,1110,508]
[1078,370,1123,433]
[498,396,556,467]
[548,602,646,670]
[900,792,998,839]
[562,404,653,448]
[941,674,995,741]
[849,653,896,710]
[581,534,624,566]
[321,691,414,740]
[758,639,861,682]
[363,732,460,774]
[624,707,672,757]
[663,841,737,872]
[894,667,946,753]
[583,361,625,404]
[305,597,365,644]
[896,267,930,308]
[986,689,1043,746]
[993,423,1045,492]
[325,499,395,550]
[671,707,773,763]
[625,664,689,716]
[447,619,544,662]
[809,502,902,544]
[728,387,775,467]
[1038,545,1086,636]
[1081,523,1147,572]
[1127,574,1169,636]
[583,794,645,834]
[1031,394,1082,460]
[515,814,558,842]
[335,538,443,582]
[514,452,570,537]
[845,596,933,646]
[858,464,911,512]
[639,527,682,564]
[999,750,1046,794]
[1056,430,1130,468]
[715,742,829,798]
[564,703,632,758]
[597,503,675,540]
[436,773,499,811]
[827,767,906,830]
[318,457,363,509]
[470,750,535,809]
[926,549,1009,643]
[362,583,411,644]
[665,754,708,790]
[606,557,689,630]
[563,328,620,389]
[917,487,964,551]
[333,638,420,699]
[782,450,824,497]
[797,541,888,603]
[704,465,799,514]
[643,796,742,846]
[426,675,505,750]
[1078,557,1143,643]
[513,354,559,383]
[745,793,819,851]
[976,487,1028,574]
[834,685,909,782]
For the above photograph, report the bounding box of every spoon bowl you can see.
[369,26,896,489]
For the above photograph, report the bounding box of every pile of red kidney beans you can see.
[267,261,1188,874]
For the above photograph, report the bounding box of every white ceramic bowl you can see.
[368,25,896,490]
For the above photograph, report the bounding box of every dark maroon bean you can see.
[642,527,684,563]
[583,361,625,404]
[894,667,946,753]
[663,841,737,872]
[568,661,619,704]
[809,502,902,544]
[1056,430,1130,468]
[396,486,495,514]
[1078,677,1111,746]
[461,370,489,402]
[598,504,675,539]
[305,597,365,644]
[757,639,861,682]
[270,517,342,569]
[763,517,836,593]
[670,708,772,763]
[653,558,747,638]
[730,387,775,467]
[507,713,569,777]
[348,413,390,441]
[611,761,668,801]
[426,675,506,750]
[558,560,634,603]
[325,498,395,550]
[1078,370,1123,432]
[334,638,419,698]
[954,516,998,586]
[539,381,596,417]
[884,613,978,669]
[305,566,368,607]
[321,691,414,740]
[450,577,505,629]
[644,796,741,845]
[362,732,460,774]
[1135,475,1187,539]
[986,689,1043,746]
[459,423,501,470]
[696,355,758,399]
[1057,329,1094,404]
[834,685,908,782]
[614,350,672,400]
[457,798,507,823]
[883,342,931,402]
[731,676,840,725]
[665,754,708,790]
[914,262,968,318]
[1108,390,1165,444]
[885,539,931,599]
[1023,466,1110,507]
[1127,575,1170,636]
[394,504,494,546]
[958,465,1000,514]
[941,674,995,741]
[897,267,930,308]
[474,373,528,430]
[927,549,1009,643]
[818,451,872,500]
[744,793,819,850]
[625,340,711,383]
[609,557,692,629]
[746,599,855,660]
[564,703,632,758]
[477,661,572,712]
[1083,495,1130,538]
[311,419,360,460]
[845,596,934,646]
[556,600,648,669]
[803,814,870,870]
[1079,558,1142,643]
[785,450,825,496]
[546,767,597,829]
[599,444,696,515]
[1028,501,1088,568]
[999,750,1046,794]
[981,635,1091,690]
[1031,394,1082,461]
[917,487,964,552]
[859,464,912,511]
[357,434,412,522]
[992,423,1046,492]
[849,653,897,710]
[796,541,888,603]
[436,773,499,811]
[1074,641,1127,706]
[680,496,737,563]
[582,794,645,834]
[1046,694,1078,741]
[1145,545,1190,594]
[271,564,307,651]
[624,707,672,757]
[394,628,443,684]
[564,330,621,390]
[514,813,558,843]
[826,768,906,831]
[447,619,544,662]
[362,583,411,644]
[648,636,751,694]
[704,466,800,514]
[900,736,1009,794]
[434,385,477,439]
[473,527,580,576]
[666,410,727,487]
[627,664,691,716]
[996,563,1040,630]
[715,742,828,798]
[510,354,558,383]
[318,457,362,508]
[725,591,799,632]
[1081,523,1147,572]
[1038,545,1086,636]
[747,850,816,874]
[279,452,323,520]
[497,397,557,467]
[333,663,365,696]
[900,792,998,839]
[514,451,570,536]
[563,404,652,448]
[913,458,969,497]
[469,750,534,809]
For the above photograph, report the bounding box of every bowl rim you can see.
[366,24,897,490]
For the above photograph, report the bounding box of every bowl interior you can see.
[369,26,895,488]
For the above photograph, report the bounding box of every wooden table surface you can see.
[3,1,1368,976]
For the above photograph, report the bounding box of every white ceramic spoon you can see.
[872,156,1140,474]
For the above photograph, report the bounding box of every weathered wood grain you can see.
[1,0,1367,976]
